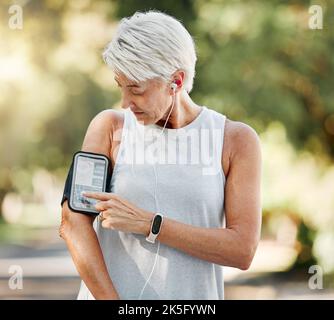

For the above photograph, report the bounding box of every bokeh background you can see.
[1,0,334,299]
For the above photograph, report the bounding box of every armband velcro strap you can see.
[60,159,74,207]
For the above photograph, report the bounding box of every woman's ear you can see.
[166,71,184,95]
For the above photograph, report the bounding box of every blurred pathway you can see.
[1,235,333,300]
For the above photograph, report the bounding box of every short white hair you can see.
[102,9,197,93]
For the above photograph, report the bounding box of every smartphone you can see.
[68,151,111,215]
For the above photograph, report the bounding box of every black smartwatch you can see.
[145,213,164,243]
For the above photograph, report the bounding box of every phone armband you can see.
[61,151,112,216]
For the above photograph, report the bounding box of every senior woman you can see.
[60,10,262,300]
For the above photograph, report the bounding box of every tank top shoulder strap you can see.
[204,107,226,144]
[200,107,227,177]
[112,108,132,169]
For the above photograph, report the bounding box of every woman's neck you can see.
[156,90,202,129]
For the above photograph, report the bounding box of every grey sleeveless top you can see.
[77,106,227,300]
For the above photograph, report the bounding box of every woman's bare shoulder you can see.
[82,109,124,154]
[90,108,124,130]
[223,118,261,175]
[225,118,260,147]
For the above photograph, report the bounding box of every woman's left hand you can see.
[82,192,154,236]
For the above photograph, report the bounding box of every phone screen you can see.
[70,153,108,214]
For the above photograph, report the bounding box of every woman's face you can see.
[115,73,172,125]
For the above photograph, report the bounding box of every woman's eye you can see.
[132,91,143,96]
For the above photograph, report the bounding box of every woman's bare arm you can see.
[155,121,262,270]
[59,110,120,299]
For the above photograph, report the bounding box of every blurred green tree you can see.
[0,0,333,274]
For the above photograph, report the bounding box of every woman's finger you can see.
[98,209,117,222]
[82,191,113,201]
[101,216,129,230]
[101,216,121,229]
[84,193,136,216]
[101,218,114,229]
[95,200,112,211]
[102,208,117,219]
[98,211,106,222]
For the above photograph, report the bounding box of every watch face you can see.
[152,215,162,235]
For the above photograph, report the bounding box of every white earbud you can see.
[171,82,177,92]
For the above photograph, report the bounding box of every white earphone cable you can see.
[137,84,176,299]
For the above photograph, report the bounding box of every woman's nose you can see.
[121,95,132,109]
[121,101,136,110]
[121,101,135,109]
